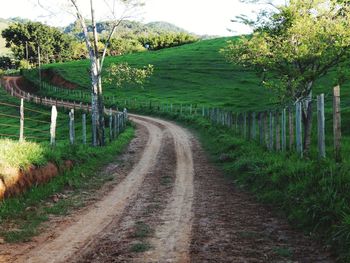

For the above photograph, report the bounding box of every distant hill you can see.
[145,21,188,34]
[63,19,195,40]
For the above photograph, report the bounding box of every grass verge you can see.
[134,109,350,262]
[0,126,134,242]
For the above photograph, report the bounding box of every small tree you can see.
[223,0,350,155]
[39,0,145,146]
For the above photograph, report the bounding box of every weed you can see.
[130,241,151,253]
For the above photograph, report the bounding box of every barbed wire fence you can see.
[0,78,128,146]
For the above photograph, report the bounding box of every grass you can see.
[0,126,134,242]
[23,38,275,112]
[0,139,46,170]
[23,37,350,114]
[131,221,153,239]
[130,242,152,253]
[20,37,350,261]
[0,83,134,242]
[130,108,350,262]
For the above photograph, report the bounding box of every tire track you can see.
[132,115,194,263]
[14,118,163,263]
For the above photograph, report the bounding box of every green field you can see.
[25,38,274,111]
[24,37,350,113]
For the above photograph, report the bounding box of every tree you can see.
[2,22,73,64]
[223,0,350,155]
[39,0,145,146]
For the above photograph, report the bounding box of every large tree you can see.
[223,0,350,155]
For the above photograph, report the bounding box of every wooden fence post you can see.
[113,114,117,138]
[82,113,86,145]
[269,111,274,150]
[281,108,286,151]
[69,109,75,145]
[247,112,251,140]
[275,110,281,151]
[50,105,57,145]
[333,86,341,161]
[241,112,245,139]
[19,98,24,142]
[109,108,113,142]
[264,112,268,148]
[288,107,294,151]
[252,112,256,140]
[295,102,303,157]
[258,112,263,145]
[317,94,326,158]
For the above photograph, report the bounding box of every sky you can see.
[0,0,269,36]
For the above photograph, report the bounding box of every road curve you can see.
[8,115,194,263]
[15,117,164,263]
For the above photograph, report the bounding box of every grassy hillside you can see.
[26,37,350,113]
[27,38,274,111]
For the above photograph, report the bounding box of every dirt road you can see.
[0,77,335,262]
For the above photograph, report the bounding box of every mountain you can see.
[145,21,188,34]
[63,20,193,40]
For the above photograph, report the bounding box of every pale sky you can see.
[0,0,271,36]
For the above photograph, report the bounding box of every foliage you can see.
[0,56,16,70]
[1,21,74,64]
[18,59,32,69]
[105,62,154,88]
[107,38,146,56]
[222,0,350,104]
[138,33,198,51]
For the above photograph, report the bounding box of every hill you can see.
[25,37,350,113]
[27,38,273,111]
[145,21,189,34]
[63,20,194,40]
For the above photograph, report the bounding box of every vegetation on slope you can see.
[24,37,350,112]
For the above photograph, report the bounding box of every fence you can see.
[120,86,344,161]
[3,77,344,160]
[0,79,128,146]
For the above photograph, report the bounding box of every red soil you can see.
[0,161,73,200]
[42,70,78,90]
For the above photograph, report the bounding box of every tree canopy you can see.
[2,21,73,64]
[222,0,350,154]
